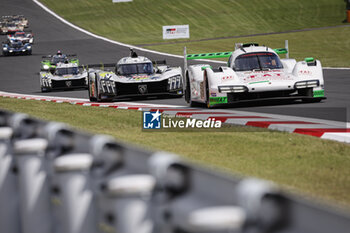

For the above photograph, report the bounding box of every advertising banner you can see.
[112,0,132,3]
[163,25,190,39]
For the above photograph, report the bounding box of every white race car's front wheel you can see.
[204,73,213,109]
[186,77,200,107]
[185,77,191,103]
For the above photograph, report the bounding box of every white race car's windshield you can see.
[234,52,283,71]
[52,55,67,64]
[118,63,153,75]
[15,33,25,38]
[56,67,79,76]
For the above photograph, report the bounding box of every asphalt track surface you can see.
[1,0,350,122]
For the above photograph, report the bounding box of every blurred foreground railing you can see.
[0,109,349,233]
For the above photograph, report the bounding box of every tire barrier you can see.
[0,109,349,233]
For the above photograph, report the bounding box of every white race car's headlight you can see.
[218,86,247,93]
[295,80,319,89]
[43,65,49,70]
[29,38,33,43]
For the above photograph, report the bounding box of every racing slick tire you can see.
[185,77,200,107]
[204,73,213,109]
[41,87,51,92]
[185,77,191,103]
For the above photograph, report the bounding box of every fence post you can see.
[0,125,21,233]
[53,153,97,233]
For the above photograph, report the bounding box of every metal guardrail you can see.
[0,109,349,233]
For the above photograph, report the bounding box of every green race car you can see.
[41,51,79,73]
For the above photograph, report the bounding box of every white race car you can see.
[184,42,325,108]
[87,50,183,102]
[39,62,88,92]
[8,31,34,44]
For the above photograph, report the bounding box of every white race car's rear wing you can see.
[183,40,290,70]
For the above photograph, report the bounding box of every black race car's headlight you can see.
[294,80,319,89]
[168,75,182,90]
[218,85,247,93]
[3,47,8,51]
[100,79,115,93]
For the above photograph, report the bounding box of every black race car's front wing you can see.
[98,79,183,99]
[41,78,87,91]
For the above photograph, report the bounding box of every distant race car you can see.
[8,31,33,44]
[41,51,79,72]
[184,42,325,108]
[2,39,32,56]
[10,15,28,28]
[87,49,183,102]
[39,61,87,92]
[0,22,23,34]
[1,15,28,28]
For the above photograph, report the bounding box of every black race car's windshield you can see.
[118,63,153,75]
[234,52,283,71]
[52,55,67,64]
[56,67,79,76]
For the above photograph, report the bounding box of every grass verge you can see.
[38,0,349,67]
[145,26,350,67]
[1,97,350,207]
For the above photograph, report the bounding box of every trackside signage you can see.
[112,0,133,2]
[162,25,190,39]
[142,110,222,131]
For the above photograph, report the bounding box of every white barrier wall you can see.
[0,109,349,233]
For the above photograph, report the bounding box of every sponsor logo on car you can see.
[138,84,148,94]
